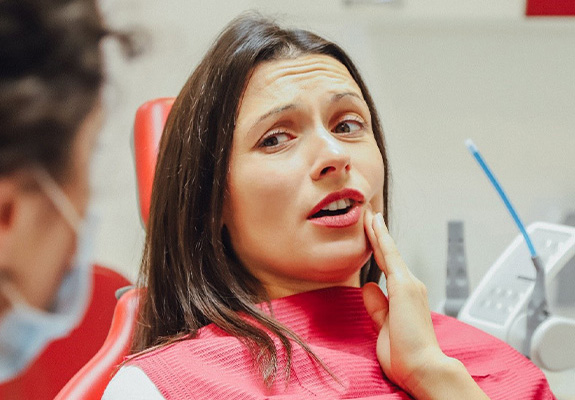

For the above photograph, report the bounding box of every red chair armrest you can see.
[54,287,139,400]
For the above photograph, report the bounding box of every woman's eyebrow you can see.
[252,104,297,130]
[249,92,364,132]
[331,91,363,103]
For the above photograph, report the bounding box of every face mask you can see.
[0,168,97,383]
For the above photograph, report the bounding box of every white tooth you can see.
[336,199,347,210]
[328,201,338,211]
[344,198,351,207]
[322,201,334,211]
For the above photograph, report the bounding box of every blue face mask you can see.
[0,168,97,383]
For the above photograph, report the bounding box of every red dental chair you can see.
[133,98,175,227]
[54,98,175,400]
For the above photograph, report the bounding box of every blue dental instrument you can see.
[465,139,536,257]
[465,139,548,357]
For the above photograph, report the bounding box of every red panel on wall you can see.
[526,0,575,16]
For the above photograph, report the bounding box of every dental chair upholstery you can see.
[53,286,138,400]
[54,98,174,399]
[134,97,175,227]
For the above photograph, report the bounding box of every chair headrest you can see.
[133,98,175,227]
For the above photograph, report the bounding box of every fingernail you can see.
[373,213,384,230]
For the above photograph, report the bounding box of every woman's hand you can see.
[362,208,489,400]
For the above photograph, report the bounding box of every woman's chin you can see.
[302,249,371,284]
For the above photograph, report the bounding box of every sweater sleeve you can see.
[102,365,164,400]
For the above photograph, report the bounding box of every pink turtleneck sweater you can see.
[123,287,555,399]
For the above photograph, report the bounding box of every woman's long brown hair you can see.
[132,13,390,385]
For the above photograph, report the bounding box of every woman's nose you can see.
[309,130,351,181]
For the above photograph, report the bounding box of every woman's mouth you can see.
[307,189,365,228]
[310,198,355,218]
[308,201,362,228]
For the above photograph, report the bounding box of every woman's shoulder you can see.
[431,311,552,396]
[431,311,512,350]
[103,365,164,399]
[121,330,250,384]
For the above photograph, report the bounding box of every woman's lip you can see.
[307,188,365,219]
[308,204,362,228]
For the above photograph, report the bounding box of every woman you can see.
[0,0,134,397]
[104,14,554,399]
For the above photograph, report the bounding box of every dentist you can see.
[0,0,134,397]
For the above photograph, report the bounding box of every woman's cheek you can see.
[234,162,296,222]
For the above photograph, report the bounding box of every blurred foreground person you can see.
[0,0,134,398]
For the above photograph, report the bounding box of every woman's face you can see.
[223,54,385,299]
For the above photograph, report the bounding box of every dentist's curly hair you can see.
[0,0,136,180]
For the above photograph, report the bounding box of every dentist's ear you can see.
[0,176,23,263]
[0,178,17,231]
[0,172,47,269]
[0,177,31,306]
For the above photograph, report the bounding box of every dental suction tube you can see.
[465,140,535,257]
[465,139,548,357]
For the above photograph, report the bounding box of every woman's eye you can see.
[259,132,291,148]
[333,120,363,134]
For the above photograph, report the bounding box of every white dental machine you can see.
[454,140,575,373]
[458,221,575,371]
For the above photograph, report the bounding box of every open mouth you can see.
[307,188,365,227]
[309,198,356,219]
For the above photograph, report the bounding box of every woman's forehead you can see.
[244,54,360,95]
[235,54,365,135]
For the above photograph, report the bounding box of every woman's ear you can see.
[221,187,231,228]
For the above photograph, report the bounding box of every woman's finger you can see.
[371,213,411,280]
[364,207,389,277]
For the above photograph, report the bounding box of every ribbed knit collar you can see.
[259,286,377,347]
